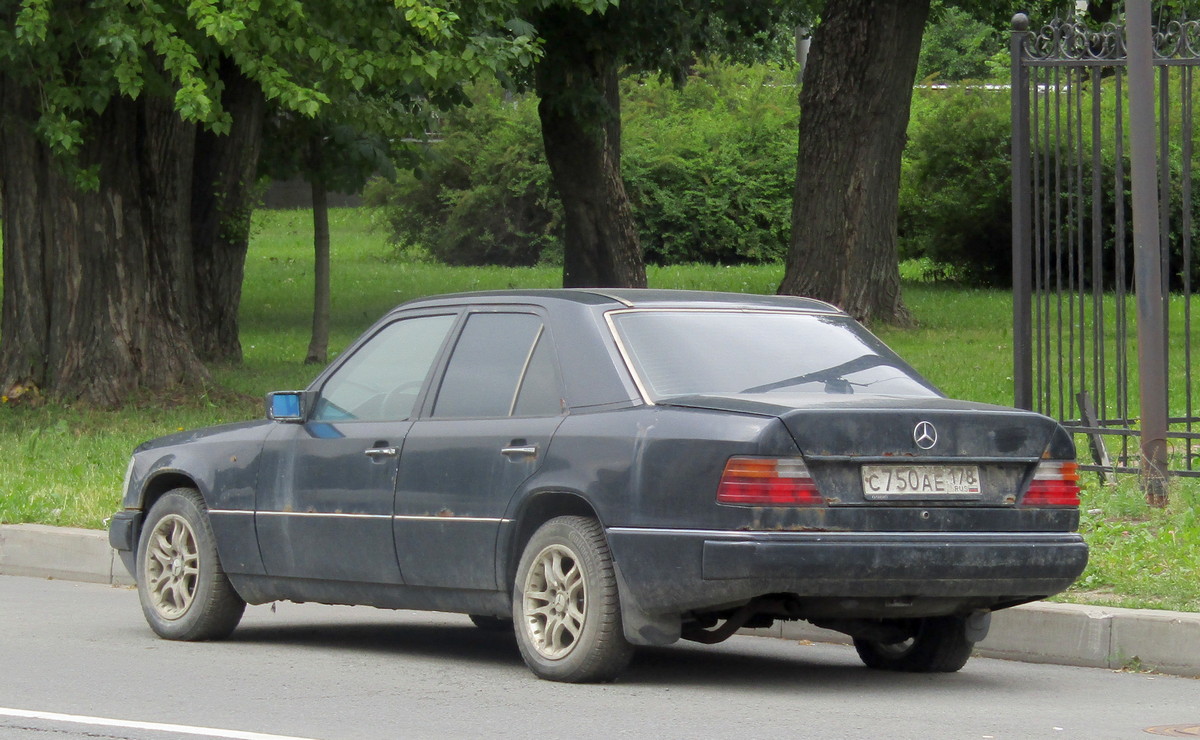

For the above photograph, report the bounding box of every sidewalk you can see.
[3,523,1198,678]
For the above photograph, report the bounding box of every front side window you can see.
[610,310,939,401]
[433,313,563,418]
[312,313,457,422]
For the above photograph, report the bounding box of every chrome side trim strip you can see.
[603,311,655,405]
[248,511,389,520]
[223,510,509,524]
[393,515,509,524]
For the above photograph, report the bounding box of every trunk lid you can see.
[658,393,1057,458]
[658,393,1062,506]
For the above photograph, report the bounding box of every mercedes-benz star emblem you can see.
[913,421,938,450]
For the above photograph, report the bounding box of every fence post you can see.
[1011,14,1034,411]
[1126,0,1170,506]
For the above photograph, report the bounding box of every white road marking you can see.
[0,707,323,740]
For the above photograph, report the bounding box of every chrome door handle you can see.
[364,447,398,458]
[501,445,538,458]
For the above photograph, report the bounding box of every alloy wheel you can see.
[521,544,587,659]
[144,513,200,620]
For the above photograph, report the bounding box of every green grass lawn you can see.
[2,207,1197,611]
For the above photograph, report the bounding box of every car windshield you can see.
[609,310,940,400]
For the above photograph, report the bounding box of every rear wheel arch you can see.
[505,491,602,590]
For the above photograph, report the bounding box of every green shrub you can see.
[368,61,799,267]
[622,63,799,265]
[917,3,1007,83]
[367,55,1200,288]
[899,85,1013,284]
[900,72,1200,288]
[364,86,561,267]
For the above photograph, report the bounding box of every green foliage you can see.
[363,58,1200,283]
[622,63,799,264]
[522,1,813,94]
[899,85,1012,284]
[364,83,561,267]
[0,0,546,158]
[900,71,1200,287]
[1070,477,1200,612]
[918,2,1006,82]
[515,0,812,291]
[260,118,403,199]
[368,61,800,266]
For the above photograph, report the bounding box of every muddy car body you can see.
[110,289,1087,681]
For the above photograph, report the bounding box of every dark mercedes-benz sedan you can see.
[109,289,1087,682]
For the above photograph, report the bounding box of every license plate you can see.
[860,465,982,499]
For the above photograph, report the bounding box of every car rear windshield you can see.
[609,310,940,400]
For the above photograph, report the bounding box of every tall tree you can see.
[532,3,643,288]
[0,0,541,405]
[779,1,1074,323]
[259,114,403,366]
[778,0,931,325]
[527,1,811,288]
[0,84,208,405]
[307,158,333,366]
[189,61,265,363]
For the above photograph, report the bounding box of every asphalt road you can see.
[1,576,1196,740]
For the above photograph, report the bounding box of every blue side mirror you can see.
[266,391,305,422]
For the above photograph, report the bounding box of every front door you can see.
[255,311,458,584]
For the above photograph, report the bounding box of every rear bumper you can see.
[606,528,1089,616]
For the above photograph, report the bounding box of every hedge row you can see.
[367,60,1200,287]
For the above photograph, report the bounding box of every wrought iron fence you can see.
[1010,7,1200,486]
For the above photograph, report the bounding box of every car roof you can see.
[395,288,843,314]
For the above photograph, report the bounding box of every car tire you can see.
[468,614,513,632]
[512,516,634,683]
[853,616,975,673]
[136,487,246,641]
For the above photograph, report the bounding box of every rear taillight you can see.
[1022,461,1081,506]
[716,457,823,506]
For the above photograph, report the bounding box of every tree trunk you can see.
[306,141,331,365]
[778,0,930,325]
[0,80,208,406]
[534,7,646,289]
[190,60,266,362]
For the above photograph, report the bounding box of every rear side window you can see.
[513,332,563,416]
[433,313,563,418]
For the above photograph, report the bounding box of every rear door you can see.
[394,309,566,590]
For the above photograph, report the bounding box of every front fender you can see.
[118,420,273,577]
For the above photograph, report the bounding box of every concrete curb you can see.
[0,524,135,587]
[744,601,1200,677]
[2,524,1197,678]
